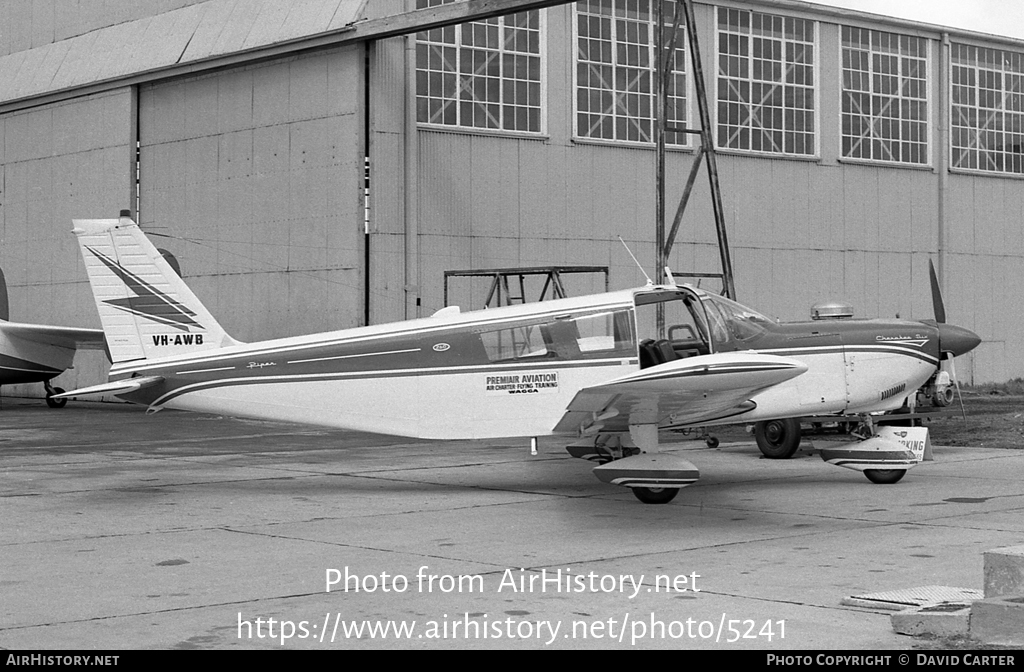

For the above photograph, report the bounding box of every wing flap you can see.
[554,352,807,435]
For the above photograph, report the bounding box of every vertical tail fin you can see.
[72,214,240,364]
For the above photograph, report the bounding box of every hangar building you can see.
[0,0,1021,399]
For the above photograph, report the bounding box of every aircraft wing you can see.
[554,352,807,435]
[0,320,106,350]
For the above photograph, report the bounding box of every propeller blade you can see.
[0,266,8,321]
[929,259,946,324]
[950,356,966,421]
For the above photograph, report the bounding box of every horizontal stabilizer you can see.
[54,376,164,399]
[0,321,106,350]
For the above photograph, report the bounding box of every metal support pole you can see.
[679,0,736,300]
[655,1,667,336]
[664,145,706,262]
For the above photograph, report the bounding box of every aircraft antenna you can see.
[663,266,678,287]
[618,236,652,286]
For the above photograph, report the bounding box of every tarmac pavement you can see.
[2,398,1023,650]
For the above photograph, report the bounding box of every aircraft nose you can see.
[937,323,981,357]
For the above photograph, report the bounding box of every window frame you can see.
[838,25,932,168]
[949,41,1024,177]
[415,1,548,137]
[713,5,820,160]
[570,0,693,149]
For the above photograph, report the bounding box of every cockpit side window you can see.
[701,300,731,349]
[634,291,713,367]
[476,308,636,363]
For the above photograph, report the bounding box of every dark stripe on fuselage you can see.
[110,301,636,378]
[143,358,632,408]
[759,345,938,366]
[111,303,639,405]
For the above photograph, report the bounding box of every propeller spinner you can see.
[928,260,981,357]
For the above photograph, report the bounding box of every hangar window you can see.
[573,0,690,146]
[841,28,929,165]
[950,44,1024,175]
[416,0,544,133]
[716,7,816,156]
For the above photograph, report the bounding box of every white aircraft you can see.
[60,214,980,503]
[0,268,106,407]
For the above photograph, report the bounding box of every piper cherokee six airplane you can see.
[59,214,981,503]
[0,267,105,407]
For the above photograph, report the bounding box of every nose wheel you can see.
[864,469,906,484]
[631,487,680,504]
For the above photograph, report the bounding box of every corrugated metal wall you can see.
[947,173,1024,384]
[0,0,1021,388]
[138,47,365,343]
[362,2,1024,384]
[369,3,730,316]
[368,36,408,325]
[0,88,134,395]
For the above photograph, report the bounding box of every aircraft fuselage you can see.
[105,285,962,439]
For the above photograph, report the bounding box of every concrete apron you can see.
[3,400,1024,649]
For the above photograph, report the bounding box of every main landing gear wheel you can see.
[45,387,67,409]
[754,418,801,459]
[864,469,906,485]
[631,487,680,504]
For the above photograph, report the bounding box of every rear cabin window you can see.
[476,309,635,363]
[479,323,549,362]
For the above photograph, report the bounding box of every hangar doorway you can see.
[0,87,135,396]
[136,46,366,343]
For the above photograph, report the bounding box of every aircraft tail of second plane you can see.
[72,213,241,364]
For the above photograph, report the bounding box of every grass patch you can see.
[963,378,1024,396]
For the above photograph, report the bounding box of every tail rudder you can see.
[72,213,239,363]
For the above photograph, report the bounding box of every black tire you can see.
[631,487,679,504]
[45,388,67,409]
[864,469,906,484]
[755,418,801,459]
[705,436,720,448]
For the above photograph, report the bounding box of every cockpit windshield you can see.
[701,293,773,346]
